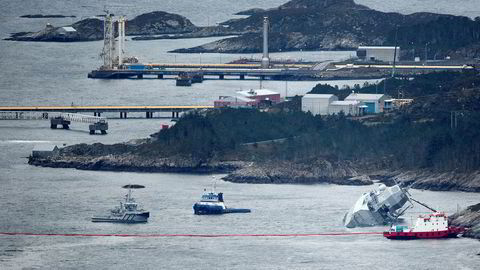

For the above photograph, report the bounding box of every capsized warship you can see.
[343,183,412,228]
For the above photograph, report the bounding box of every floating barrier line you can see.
[0,232,383,238]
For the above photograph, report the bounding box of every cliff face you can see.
[172,0,480,54]
[6,11,196,42]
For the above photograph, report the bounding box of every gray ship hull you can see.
[91,212,149,223]
[343,193,386,228]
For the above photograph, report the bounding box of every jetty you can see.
[0,105,213,119]
[0,105,213,134]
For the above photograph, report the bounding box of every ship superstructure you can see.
[343,183,411,228]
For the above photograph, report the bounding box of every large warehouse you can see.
[356,46,400,63]
[301,94,338,116]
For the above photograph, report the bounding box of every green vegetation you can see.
[140,71,480,173]
[142,109,324,159]
[387,16,480,56]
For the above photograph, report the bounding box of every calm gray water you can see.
[0,0,479,269]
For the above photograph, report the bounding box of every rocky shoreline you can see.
[6,11,199,42]
[171,0,480,58]
[28,146,480,192]
[450,203,480,240]
[28,153,371,186]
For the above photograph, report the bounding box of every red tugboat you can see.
[383,212,465,240]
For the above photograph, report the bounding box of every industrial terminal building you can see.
[345,93,390,114]
[237,89,281,103]
[356,46,400,63]
[214,89,281,108]
[214,96,256,108]
[302,93,391,116]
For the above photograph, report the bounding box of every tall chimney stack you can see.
[261,17,270,69]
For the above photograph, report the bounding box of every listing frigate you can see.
[343,183,412,228]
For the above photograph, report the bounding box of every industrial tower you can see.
[100,13,126,70]
[261,17,270,69]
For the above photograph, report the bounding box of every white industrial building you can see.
[301,94,338,116]
[356,46,400,63]
[328,100,363,116]
[345,93,390,114]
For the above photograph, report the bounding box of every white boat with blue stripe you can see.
[92,184,150,223]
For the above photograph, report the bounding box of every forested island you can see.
[29,71,480,192]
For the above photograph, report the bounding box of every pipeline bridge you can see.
[0,111,108,134]
[0,105,213,134]
[0,105,214,119]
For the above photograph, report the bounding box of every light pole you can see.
[424,42,429,64]
[410,41,415,61]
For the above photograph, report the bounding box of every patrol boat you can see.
[92,184,150,223]
[193,182,251,215]
[343,183,411,228]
